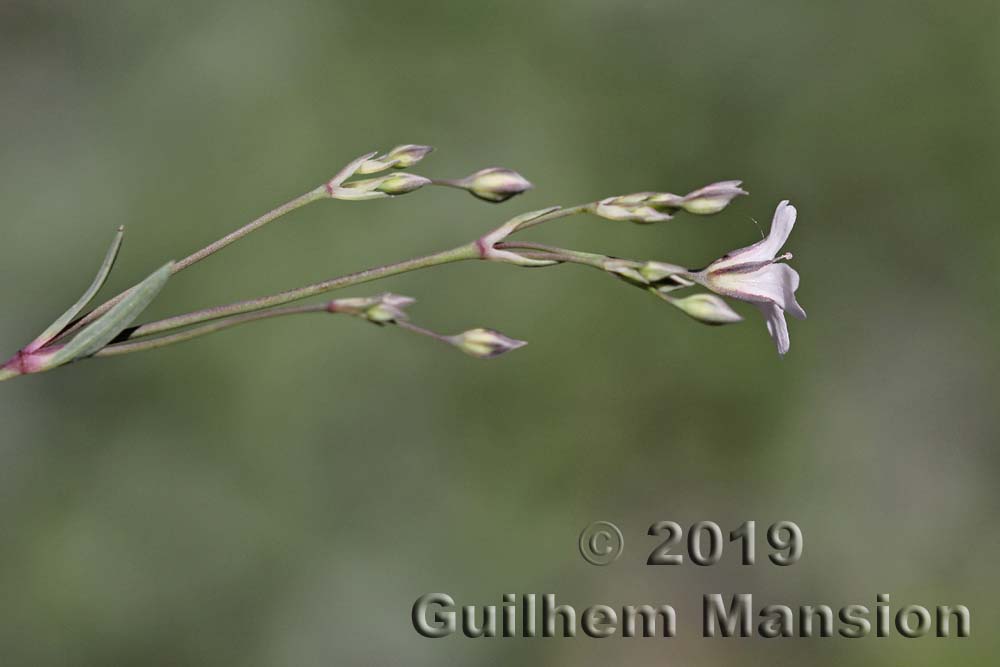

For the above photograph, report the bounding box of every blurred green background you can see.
[1,1,997,665]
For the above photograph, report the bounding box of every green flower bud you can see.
[639,261,692,286]
[448,328,527,359]
[661,293,743,325]
[677,180,747,215]
[329,293,416,324]
[458,168,533,203]
[596,181,746,220]
[366,293,416,324]
[373,173,431,195]
[333,173,430,200]
[603,258,649,285]
[385,144,433,168]
[356,144,435,175]
[355,158,394,176]
[595,198,673,224]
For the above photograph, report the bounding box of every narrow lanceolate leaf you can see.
[26,226,126,352]
[46,261,173,367]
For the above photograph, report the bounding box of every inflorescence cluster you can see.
[0,145,806,382]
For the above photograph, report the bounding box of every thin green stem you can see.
[429,178,466,190]
[54,186,328,343]
[95,303,330,357]
[0,366,18,383]
[396,320,455,346]
[173,187,328,273]
[97,304,460,359]
[120,242,481,342]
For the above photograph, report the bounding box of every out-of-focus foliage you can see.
[0,1,996,665]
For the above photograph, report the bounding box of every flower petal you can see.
[753,263,807,320]
[777,263,807,320]
[706,262,805,317]
[755,302,790,355]
[711,200,797,269]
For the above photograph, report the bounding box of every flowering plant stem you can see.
[100,205,603,348]
[104,242,608,353]
[60,190,586,347]
[53,186,329,343]
[96,303,331,356]
[119,242,482,342]
[2,144,797,381]
[8,202,617,364]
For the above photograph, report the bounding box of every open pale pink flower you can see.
[691,200,806,355]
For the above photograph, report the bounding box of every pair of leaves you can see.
[28,227,173,369]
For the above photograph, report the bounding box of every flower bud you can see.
[365,293,416,324]
[639,261,692,286]
[602,258,649,285]
[385,144,433,168]
[355,158,393,176]
[373,173,431,195]
[676,180,747,215]
[595,181,747,220]
[328,293,415,325]
[357,144,435,174]
[595,198,672,224]
[661,293,743,325]
[458,168,533,203]
[448,328,527,359]
[645,192,686,208]
[333,174,431,200]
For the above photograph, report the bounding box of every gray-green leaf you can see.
[29,226,125,350]
[47,261,173,366]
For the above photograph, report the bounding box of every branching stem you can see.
[95,303,330,357]
[54,185,329,343]
[119,243,481,342]
[14,193,609,369]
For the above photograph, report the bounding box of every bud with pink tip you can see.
[328,293,416,324]
[455,168,533,203]
[448,328,527,358]
[357,144,434,175]
[333,173,431,200]
[643,180,748,215]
